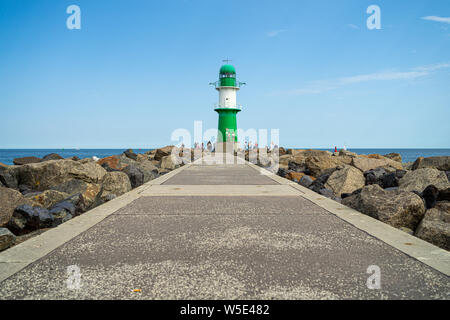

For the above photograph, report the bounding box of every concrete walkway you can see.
[0,155,449,299]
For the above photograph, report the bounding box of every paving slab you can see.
[163,165,277,185]
[111,196,329,216]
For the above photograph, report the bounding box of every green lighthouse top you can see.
[219,64,236,75]
[210,62,245,88]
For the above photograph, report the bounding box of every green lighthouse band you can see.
[214,107,240,143]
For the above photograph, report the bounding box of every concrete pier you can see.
[0,154,449,299]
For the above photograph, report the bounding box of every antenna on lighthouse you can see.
[222,59,232,64]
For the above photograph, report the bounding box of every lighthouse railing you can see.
[209,81,246,89]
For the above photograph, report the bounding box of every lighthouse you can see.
[210,61,245,151]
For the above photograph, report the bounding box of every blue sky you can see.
[0,0,449,148]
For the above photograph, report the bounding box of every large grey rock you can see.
[415,201,450,250]
[13,157,41,165]
[299,175,314,188]
[25,190,69,209]
[136,154,150,162]
[122,165,144,189]
[50,179,89,196]
[383,153,402,163]
[8,205,53,235]
[161,154,181,170]
[50,179,100,213]
[123,149,138,161]
[342,184,426,230]
[399,168,450,193]
[117,154,158,182]
[78,183,102,211]
[412,156,450,171]
[49,202,75,227]
[135,161,158,183]
[325,166,365,197]
[422,185,440,209]
[41,153,64,161]
[0,187,35,227]
[305,155,341,177]
[351,157,403,172]
[319,188,335,199]
[0,166,18,189]
[309,174,330,193]
[100,172,132,202]
[339,150,357,157]
[16,160,106,191]
[0,228,15,251]
[154,146,175,161]
[364,168,387,186]
[278,154,293,166]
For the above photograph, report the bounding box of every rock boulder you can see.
[342,184,426,230]
[100,172,132,202]
[154,146,175,161]
[415,201,450,250]
[123,149,138,161]
[97,156,122,171]
[25,190,69,209]
[0,187,35,227]
[161,154,181,170]
[42,153,64,161]
[13,157,41,165]
[351,157,402,172]
[412,156,450,171]
[325,166,365,197]
[16,160,106,191]
[383,153,402,163]
[286,172,305,182]
[0,166,18,189]
[299,175,314,188]
[49,202,75,226]
[305,155,341,177]
[399,168,450,193]
[122,165,144,189]
[8,205,54,235]
[0,228,15,251]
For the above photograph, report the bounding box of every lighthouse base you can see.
[214,141,238,154]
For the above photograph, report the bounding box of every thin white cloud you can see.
[280,63,450,96]
[267,29,287,37]
[347,24,359,29]
[421,16,450,24]
[338,71,428,85]
[414,62,450,72]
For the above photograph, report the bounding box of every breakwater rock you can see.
[255,150,450,251]
[0,146,185,251]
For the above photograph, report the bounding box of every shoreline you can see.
[1,147,449,166]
